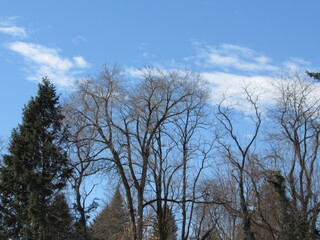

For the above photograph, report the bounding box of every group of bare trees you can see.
[62,66,320,240]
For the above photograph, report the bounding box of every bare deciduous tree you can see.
[63,103,108,239]
[215,87,262,240]
[267,72,320,239]
[66,65,208,240]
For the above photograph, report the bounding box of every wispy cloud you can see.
[189,42,278,73]
[0,18,89,87]
[0,17,27,38]
[182,42,314,112]
[202,71,277,111]
[283,57,311,72]
[72,35,87,45]
[0,26,27,38]
[7,42,89,86]
[73,56,89,68]
[138,42,156,58]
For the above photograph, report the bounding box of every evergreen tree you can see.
[267,170,305,240]
[0,78,71,239]
[152,204,178,240]
[307,71,320,80]
[49,193,75,239]
[91,187,130,240]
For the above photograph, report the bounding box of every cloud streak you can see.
[0,26,27,38]
[128,43,312,112]
[201,71,277,111]
[72,35,87,45]
[183,42,313,112]
[7,42,89,86]
[0,17,27,38]
[190,42,279,73]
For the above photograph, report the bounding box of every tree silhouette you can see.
[0,78,71,239]
[91,187,130,240]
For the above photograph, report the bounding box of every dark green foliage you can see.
[153,204,178,240]
[0,78,71,239]
[73,199,99,240]
[91,188,130,240]
[49,193,74,239]
[267,170,318,240]
[163,205,178,240]
[307,71,320,80]
[268,171,296,240]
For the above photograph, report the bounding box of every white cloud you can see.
[202,71,276,111]
[128,43,313,114]
[73,56,90,68]
[0,26,27,38]
[72,35,87,44]
[7,41,89,87]
[183,42,314,113]
[0,18,89,87]
[0,17,27,38]
[190,42,278,73]
[283,58,311,72]
[137,42,156,58]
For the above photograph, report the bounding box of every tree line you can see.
[0,66,320,240]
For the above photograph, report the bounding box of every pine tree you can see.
[307,71,320,80]
[152,204,178,240]
[0,78,71,239]
[267,170,298,240]
[165,206,178,240]
[91,187,130,240]
[49,193,75,239]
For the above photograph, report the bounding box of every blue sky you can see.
[1,0,320,140]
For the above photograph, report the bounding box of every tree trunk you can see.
[239,172,255,240]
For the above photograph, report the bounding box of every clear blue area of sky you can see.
[1,0,320,140]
